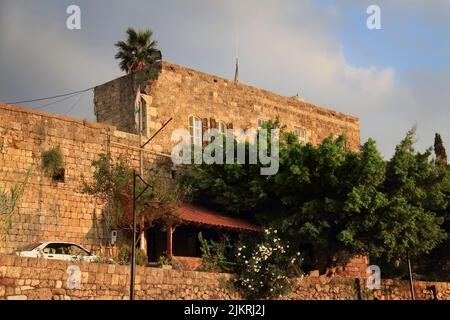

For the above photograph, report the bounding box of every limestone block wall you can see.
[94,62,361,155]
[0,255,448,300]
[0,103,168,255]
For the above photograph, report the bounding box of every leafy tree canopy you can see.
[183,123,448,266]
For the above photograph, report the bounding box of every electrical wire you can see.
[4,86,95,105]
[31,92,85,110]
[64,91,86,116]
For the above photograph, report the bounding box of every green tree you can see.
[434,133,448,163]
[83,154,186,231]
[183,122,448,272]
[379,129,447,260]
[115,28,160,74]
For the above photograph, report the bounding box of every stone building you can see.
[0,61,364,275]
[94,61,360,154]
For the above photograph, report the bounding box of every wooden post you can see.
[166,226,173,260]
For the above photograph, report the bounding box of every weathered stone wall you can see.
[0,255,448,300]
[0,103,366,276]
[0,103,169,255]
[94,62,361,153]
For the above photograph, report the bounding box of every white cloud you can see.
[1,0,449,157]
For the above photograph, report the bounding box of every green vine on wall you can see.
[0,167,32,237]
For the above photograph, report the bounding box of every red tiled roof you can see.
[176,203,261,232]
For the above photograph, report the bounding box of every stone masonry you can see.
[0,103,169,255]
[94,61,361,153]
[1,255,449,300]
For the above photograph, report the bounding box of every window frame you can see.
[258,119,268,129]
[217,121,227,135]
[188,115,203,146]
[293,126,308,144]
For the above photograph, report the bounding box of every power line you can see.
[31,92,84,110]
[4,87,95,105]
[64,91,86,116]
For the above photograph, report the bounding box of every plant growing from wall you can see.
[218,277,237,294]
[0,168,32,237]
[198,232,235,272]
[41,147,65,182]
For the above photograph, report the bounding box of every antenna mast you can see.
[234,30,239,83]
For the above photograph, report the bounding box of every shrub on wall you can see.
[41,147,65,182]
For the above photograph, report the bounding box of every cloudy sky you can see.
[1,0,449,158]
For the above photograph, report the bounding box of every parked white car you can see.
[15,242,101,263]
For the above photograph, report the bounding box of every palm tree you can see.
[115,28,159,74]
[114,28,161,261]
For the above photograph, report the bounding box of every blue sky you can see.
[1,0,449,157]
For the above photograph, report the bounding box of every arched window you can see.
[189,115,202,146]
[217,121,227,134]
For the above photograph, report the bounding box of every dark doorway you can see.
[147,224,222,262]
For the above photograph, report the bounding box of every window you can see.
[67,245,90,256]
[141,98,148,136]
[294,126,307,144]
[217,121,227,134]
[43,243,66,255]
[258,119,268,128]
[189,115,202,146]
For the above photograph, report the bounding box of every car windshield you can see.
[16,243,42,252]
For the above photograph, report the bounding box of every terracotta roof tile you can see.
[177,203,261,232]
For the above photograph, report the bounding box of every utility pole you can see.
[129,117,173,301]
[130,172,137,301]
[407,254,415,300]
[138,95,146,253]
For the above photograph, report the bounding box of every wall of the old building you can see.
[0,103,169,255]
[94,61,361,154]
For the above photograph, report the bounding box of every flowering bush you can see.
[233,228,303,299]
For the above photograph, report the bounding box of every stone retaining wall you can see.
[1,255,448,300]
[0,103,172,255]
